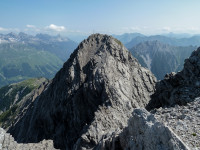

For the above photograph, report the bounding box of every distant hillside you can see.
[130,41,196,79]
[0,32,78,61]
[0,43,63,87]
[0,77,48,129]
[0,32,78,87]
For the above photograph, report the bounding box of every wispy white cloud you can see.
[0,27,20,33]
[46,24,66,32]
[160,26,200,34]
[185,27,200,32]
[116,26,200,35]
[118,26,148,34]
[25,25,40,33]
[26,24,36,28]
[0,27,8,31]
[162,27,171,32]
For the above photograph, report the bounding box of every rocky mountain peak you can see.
[18,32,31,39]
[7,32,18,38]
[8,34,156,149]
[35,33,52,39]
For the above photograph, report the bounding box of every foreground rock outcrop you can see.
[8,34,156,149]
[147,47,200,110]
[96,108,189,150]
[0,128,57,150]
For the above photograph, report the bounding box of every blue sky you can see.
[0,0,200,36]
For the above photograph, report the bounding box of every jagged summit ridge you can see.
[8,34,156,149]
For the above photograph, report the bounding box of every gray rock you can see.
[146,47,200,110]
[0,128,57,150]
[96,108,190,150]
[153,98,200,149]
[8,34,156,149]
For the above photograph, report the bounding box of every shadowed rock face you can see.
[8,34,156,149]
[146,47,200,110]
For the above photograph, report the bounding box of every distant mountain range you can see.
[1,32,200,87]
[0,32,78,87]
[113,33,145,44]
[0,32,77,61]
[130,41,196,79]
[125,35,200,48]
[114,32,200,48]
[114,33,199,79]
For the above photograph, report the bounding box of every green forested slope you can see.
[0,43,63,87]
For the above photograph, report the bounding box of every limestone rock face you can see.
[8,34,156,149]
[147,47,200,110]
[0,128,57,150]
[96,109,189,150]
